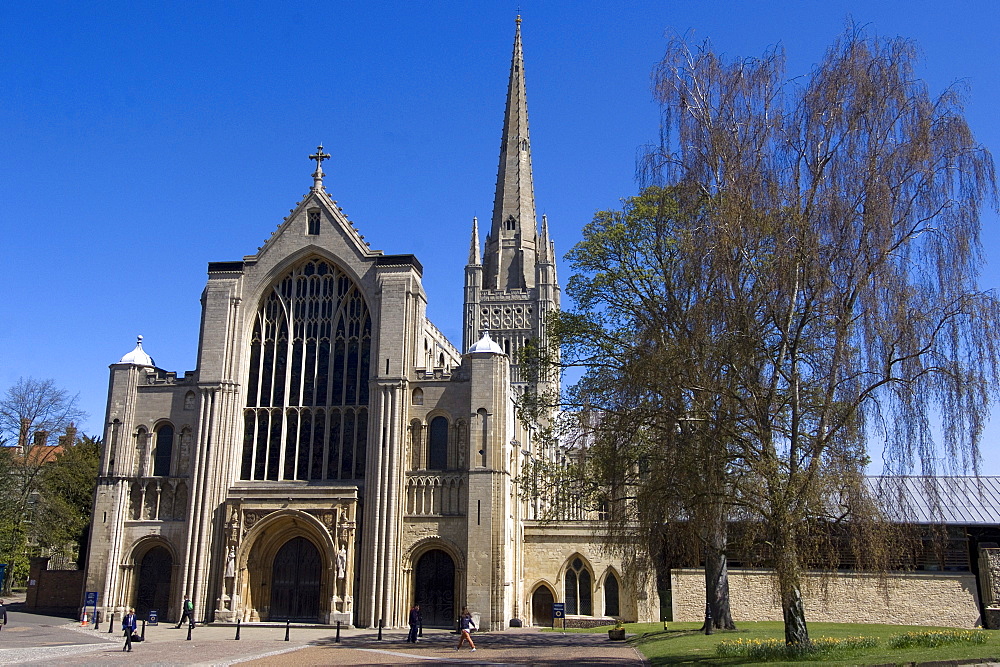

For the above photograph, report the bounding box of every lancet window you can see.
[241,258,371,481]
[564,556,593,615]
[604,571,620,616]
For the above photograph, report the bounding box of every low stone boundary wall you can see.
[671,568,981,628]
[563,616,616,628]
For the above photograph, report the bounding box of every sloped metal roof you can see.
[868,476,1000,525]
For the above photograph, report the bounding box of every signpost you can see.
[84,591,98,629]
[551,602,565,631]
[148,610,158,625]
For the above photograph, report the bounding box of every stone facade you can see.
[81,19,654,631]
[671,568,982,628]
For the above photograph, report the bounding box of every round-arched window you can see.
[428,416,449,470]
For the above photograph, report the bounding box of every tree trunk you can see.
[782,583,809,646]
[775,525,810,645]
[701,510,736,630]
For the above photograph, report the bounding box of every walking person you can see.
[122,608,137,652]
[175,595,194,628]
[0,599,7,631]
[407,603,421,643]
[456,606,477,652]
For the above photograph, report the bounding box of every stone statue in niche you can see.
[224,545,236,579]
[184,392,196,410]
[337,545,347,580]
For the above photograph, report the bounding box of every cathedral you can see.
[83,19,660,630]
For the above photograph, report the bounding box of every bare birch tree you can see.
[631,28,1000,644]
[0,378,86,593]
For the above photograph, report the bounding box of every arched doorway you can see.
[270,536,321,621]
[413,549,455,627]
[531,585,554,627]
[135,546,172,619]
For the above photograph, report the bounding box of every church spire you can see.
[482,15,538,291]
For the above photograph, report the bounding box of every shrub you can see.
[888,630,987,649]
[716,635,879,661]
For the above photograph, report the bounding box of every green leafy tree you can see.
[32,435,102,569]
[539,185,741,630]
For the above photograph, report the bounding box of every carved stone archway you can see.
[236,510,338,623]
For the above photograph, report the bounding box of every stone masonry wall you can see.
[671,568,981,627]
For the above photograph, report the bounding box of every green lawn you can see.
[545,621,1000,665]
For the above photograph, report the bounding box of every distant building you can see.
[82,18,658,628]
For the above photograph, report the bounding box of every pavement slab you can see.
[0,609,644,667]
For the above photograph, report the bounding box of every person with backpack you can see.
[175,596,194,628]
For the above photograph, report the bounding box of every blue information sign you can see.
[148,610,158,625]
[85,591,98,606]
[552,602,565,619]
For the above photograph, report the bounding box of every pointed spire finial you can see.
[309,144,331,191]
[469,216,482,265]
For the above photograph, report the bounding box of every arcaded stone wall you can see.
[671,568,981,628]
[522,522,660,624]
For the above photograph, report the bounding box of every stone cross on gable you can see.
[309,144,331,190]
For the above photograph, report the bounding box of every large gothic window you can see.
[241,258,371,481]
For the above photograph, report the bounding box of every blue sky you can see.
[3,1,999,470]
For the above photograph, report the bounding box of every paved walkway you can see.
[0,614,645,666]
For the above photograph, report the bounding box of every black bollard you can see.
[94,610,101,631]
[108,611,115,634]
[141,620,147,641]
[377,618,383,641]
[418,620,422,638]
[235,618,241,640]
[186,621,192,641]
[284,619,290,641]
[704,602,713,636]
[335,620,340,643]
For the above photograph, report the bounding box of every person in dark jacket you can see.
[122,608,137,652]
[175,596,194,628]
[407,603,421,643]
[0,599,7,631]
